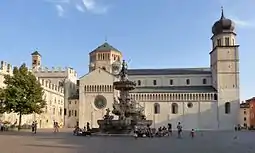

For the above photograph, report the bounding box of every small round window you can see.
[187,102,193,108]
[94,95,107,109]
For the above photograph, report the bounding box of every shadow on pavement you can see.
[2,128,255,153]
[24,144,79,149]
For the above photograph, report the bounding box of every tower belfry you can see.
[88,42,122,73]
[31,50,41,70]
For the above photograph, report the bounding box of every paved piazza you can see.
[0,129,254,153]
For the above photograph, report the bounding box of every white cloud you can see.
[82,0,109,14]
[45,0,111,15]
[76,4,85,12]
[231,17,255,28]
[56,5,64,17]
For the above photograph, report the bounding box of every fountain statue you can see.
[97,60,152,134]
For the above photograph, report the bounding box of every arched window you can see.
[137,80,141,86]
[186,79,190,85]
[225,102,231,114]
[214,94,218,100]
[203,78,207,84]
[154,103,160,114]
[172,103,178,114]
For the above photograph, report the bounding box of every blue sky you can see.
[0,0,254,100]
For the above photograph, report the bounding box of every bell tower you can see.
[210,7,240,130]
[31,51,41,70]
[89,42,122,74]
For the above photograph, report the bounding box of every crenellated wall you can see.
[0,61,13,75]
[32,66,78,79]
[0,61,13,89]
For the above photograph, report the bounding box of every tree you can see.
[3,63,46,130]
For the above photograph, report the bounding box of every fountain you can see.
[97,60,152,134]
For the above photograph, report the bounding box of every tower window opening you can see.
[225,37,230,46]
[217,39,221,46]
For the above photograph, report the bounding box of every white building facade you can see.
[0,61,65,128]
[30,51,78,127]
[78,10,240,130]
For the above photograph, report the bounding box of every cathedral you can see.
[78,9,240,130]
[0,9,240,130]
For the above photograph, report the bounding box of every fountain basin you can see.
[97,119,132,134]
[113,81,136,90]
[97,119,153,134]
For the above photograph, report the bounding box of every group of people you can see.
[31,120,60,134]
[73,122,91,136]
[134,122,195,138]
[31,121,38,134]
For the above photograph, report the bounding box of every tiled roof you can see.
[127,68,211,76]
[240,102,249,108]
[91,42,121,53]
[31,51,41,56]
[246,97,255,102]
[130,86,217,93]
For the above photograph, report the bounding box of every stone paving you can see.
[0,129,254,153]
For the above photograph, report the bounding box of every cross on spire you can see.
[104,36,108,42]
[220,6,225,19]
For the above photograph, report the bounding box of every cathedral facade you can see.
[78,10,240,130]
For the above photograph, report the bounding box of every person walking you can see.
[168,123,172,136]
[31,121,35,134]
[190,129,195,138]
[177,122,182,138]
[34,121,38,134]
